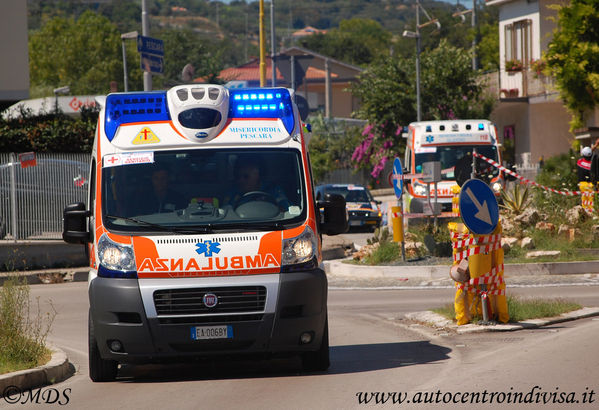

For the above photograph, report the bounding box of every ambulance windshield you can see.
[102,148,306,232]
[415,145,499,180]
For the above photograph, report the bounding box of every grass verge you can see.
[432,296,582,323]
[0,276,55,374]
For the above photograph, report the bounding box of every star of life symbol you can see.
[195,240,221,257]
[425,135,434,143]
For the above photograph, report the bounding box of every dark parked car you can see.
[315,184,381,231]
[0,158,89,239]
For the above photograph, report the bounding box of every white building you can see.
[486,0,583,167]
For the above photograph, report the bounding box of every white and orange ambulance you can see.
[62,84,347,381]
[402,120,504,214]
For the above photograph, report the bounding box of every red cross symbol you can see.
[141,128,151,140]
[107,155,119,164]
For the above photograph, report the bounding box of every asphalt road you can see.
[4,281,597,409]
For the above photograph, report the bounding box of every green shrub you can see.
[0,106,97,153]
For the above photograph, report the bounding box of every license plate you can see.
[349,220,362,226]
[190,325,233,340]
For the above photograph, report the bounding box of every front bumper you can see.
[347,210,381,228]
[89,270,327,363]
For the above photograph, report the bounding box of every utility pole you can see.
[142,0,151,91]
[416,0,421,122]
[259,0,266,86]
[472,0,478,70]
[270,0,276,86]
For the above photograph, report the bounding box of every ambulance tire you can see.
[301,316,330,372]
[88,310,118,382]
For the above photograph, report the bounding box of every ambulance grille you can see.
[153,286,267,315]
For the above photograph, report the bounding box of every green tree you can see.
[29,11,125,95]
[307,115,364,182]
[545,0,599,131]
[299,18,392,66]
[351,39,495,178]
[152,28,227,88]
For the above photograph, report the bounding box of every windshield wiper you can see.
[104,215,213,234]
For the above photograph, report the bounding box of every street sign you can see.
[140,53,164,74]
[459,178,499,235]
[137,35,164,56]
[392,157,403,198]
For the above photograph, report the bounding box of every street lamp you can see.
[53,86,70,113]
[403,0,440,122]
[121,31,138,92]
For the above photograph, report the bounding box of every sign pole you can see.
[141,0,152,91]
[400,193,406,261]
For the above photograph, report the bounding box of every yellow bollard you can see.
[451,185,461,217]
[392,205,403,243]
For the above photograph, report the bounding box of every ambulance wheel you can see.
[301,316,330,372]
[88,311,118,382]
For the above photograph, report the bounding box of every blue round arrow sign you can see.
[459,179,499,235]
[392,157,403,199]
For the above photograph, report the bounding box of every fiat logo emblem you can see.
[203,293,218,308]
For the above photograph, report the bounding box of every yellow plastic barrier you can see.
[449,220,508,325]
[579,181,594,214]
[449,222,474,325]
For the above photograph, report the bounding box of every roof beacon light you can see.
[478,123,485,131]
[229,88,295,134]
[104,92,170,141]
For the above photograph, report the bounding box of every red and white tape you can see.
[473,152,592,196]
[453,240,502,262]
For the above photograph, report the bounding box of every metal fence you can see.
[0,153,90,240]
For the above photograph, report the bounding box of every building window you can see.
[504,19,532,68]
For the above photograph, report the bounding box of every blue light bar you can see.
[228,88,295,134]
[425,125,432,132]
[478,123,485,131]
[104,92,170,141]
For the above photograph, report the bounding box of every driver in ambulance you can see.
[224,156,290,211]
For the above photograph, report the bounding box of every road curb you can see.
[324,258,599,279]
[405,307,599,334]
[0,346,73,395]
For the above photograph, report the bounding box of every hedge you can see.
[0,107,97,153]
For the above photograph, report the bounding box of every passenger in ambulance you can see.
[138,165,187,214]
[224,156,290,212]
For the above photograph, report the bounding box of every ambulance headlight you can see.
[98,234,137,277]
[414,183,427,196]
[282,226,318,271]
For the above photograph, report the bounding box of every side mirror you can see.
[63,202,91,244]
[374,199,382,205]
[318,193,348,235]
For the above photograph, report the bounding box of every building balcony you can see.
[481,69,556,101]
